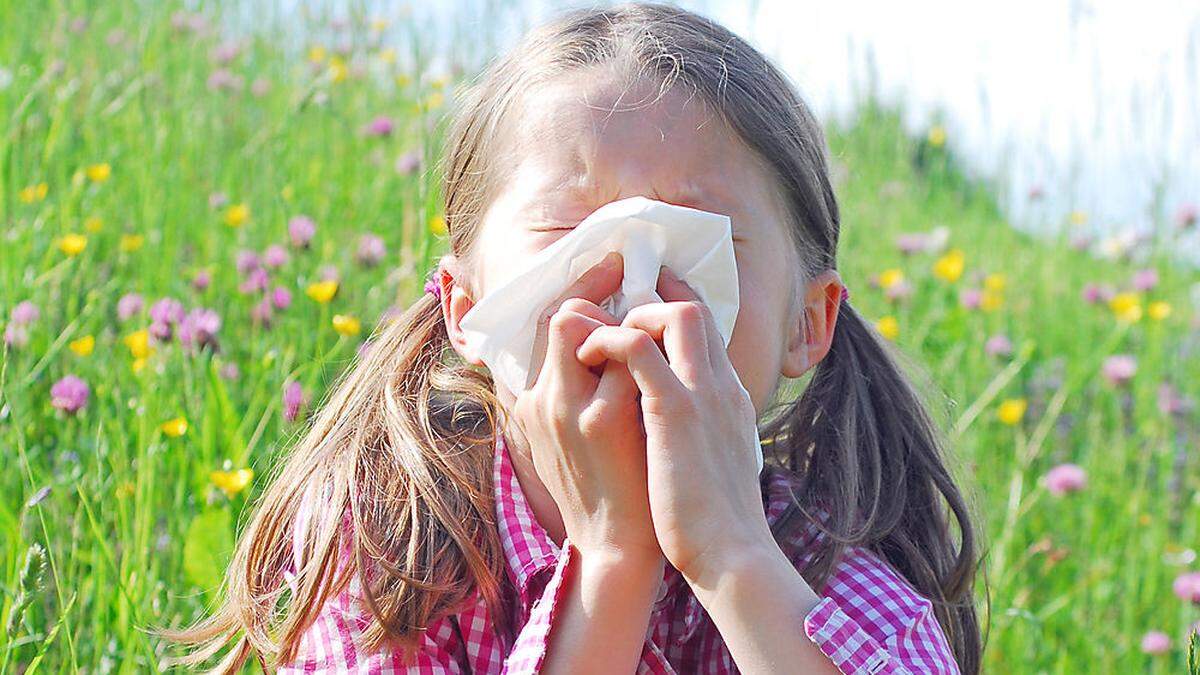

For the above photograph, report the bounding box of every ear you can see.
[439,255,485,366]
[780,269,844,379]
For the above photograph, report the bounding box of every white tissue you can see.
[459,195,764,474]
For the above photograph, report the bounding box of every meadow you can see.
[1,2,1198,673]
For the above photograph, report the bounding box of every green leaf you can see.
[183,508,233,593]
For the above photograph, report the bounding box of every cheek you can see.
[723,282,782,413]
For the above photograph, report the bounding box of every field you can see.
[1,2,1198,672]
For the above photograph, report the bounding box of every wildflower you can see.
[1173,571,1200,603]
[206,68,243,92]
[250,77,271,97]
[50,375,90,414]
[1131,268,1158,292]
[980,290,1004,312]
[178,308,221,351]
[85,163,111,182]
[1043,463,1086,496]
[224,203,249,227]
[57,233,87,256]
[1157,383,1194,417]
[1139,631,1170,655]
[875,316,899,341]
[1176,203,1197,230]
[885,279,913,303]
[68,335,95,356]
[211,40,241,64]
[159,417,188,437]
[429,215,447,236]
[208,192,228,209]
[235,249,261,275]
[219,362,240,380]
[959,288,983,311]
[307,45,327,64]
[423,92,444,110]
[318,265,340,282]
[1148,301,1171,321]
[985,334,1013,358]
[356,234,386,267]
[150,297,184,326]
[984,273,1006,293]
[328,56,348,83]
[192,269,211,291]
[84,216,103,232]
[283,381,306,422]
[1101,354,1137,387]
[926,125,946,148]
[395,150,421,175]
[210,468,254,497]
[19,182,48,203]
[117,293,143,321]
[332,314,361,336]
[1068,210,1087,226]
[123,329,153,359]
[251,296,274,327]
[1108,292,1143,323]
[4,324,28,348]
[271,285,292,310]
[1082,283,1115,305]
[288,215,316,248]
[876,268,904,291]
[932,249,965,283]
[997,398,1027,425]
[306,279,338,304]
[364,115,394,137]
[239,267,270,295]
[10,301,39,326]
[119,233,144,252]
[263,244,289,269]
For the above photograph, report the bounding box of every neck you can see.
[497,399,568,548]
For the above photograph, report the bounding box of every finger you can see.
[535,308,606,393]
[618,301,711,386]
[592,356,640,415]
[575,325,686,400]
[528,252,624,387]
[558,296,620,326]
[656,266,737,381]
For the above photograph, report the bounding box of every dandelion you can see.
[224,203,249,227]
[926,125,946,148]
[283,380,306,422]
[85,163,111,182]
[429,215,447,236]
[68,335,95,356]
[875,316,899,341]
[210,468,254,497]
[1147,301,1171,321]
[57,233,87,256]
[1101,354,1137,387]
[997,398,1027,425]
[305,279,338,304]
[980,290,1004,312]
[19,182,48,203]
[932,249,965,283]
[159,417,188,438]
[984,273,1006,293]
[1172,571,1200,603]
[1043,463,1086,496]
[332,314,361,336]
[356,234,386,267]
[117,293,143,321]
[1108,292,1143,323]
[288,215,316,248]
[123,329,153,359]
[119,233,144,252]
[50,375,90,414]
[84,216,103,233]
[1139,631,1170,655]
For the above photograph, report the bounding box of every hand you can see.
[512,251,664,566]
[574,266,772,582]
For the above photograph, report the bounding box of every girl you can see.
[163,2,983,673]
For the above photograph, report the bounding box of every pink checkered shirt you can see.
[277,431,959,673]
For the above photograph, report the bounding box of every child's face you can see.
[444,74,841,417]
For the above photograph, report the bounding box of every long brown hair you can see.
[159,2,984,672]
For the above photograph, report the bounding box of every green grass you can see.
[1,2,1198,672]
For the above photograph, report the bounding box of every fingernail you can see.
[604,251,621,266]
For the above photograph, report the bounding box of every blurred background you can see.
[1,0,1197,672]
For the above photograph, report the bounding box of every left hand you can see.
[574,266,775,583]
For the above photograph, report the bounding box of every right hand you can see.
[512,250,663,564]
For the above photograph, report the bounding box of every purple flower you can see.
[211,40,241,65]
[1173,571,1200,604]
[1082,283,1114,305]
[251,297,273,327]
[263,244,289,269]
[885,279,913,303]
[149,320,172,341]
[4,324,29,348]
[364,115,394,137]
[355,234,386,267]
[208,191,228,209]
[1157,383,1194,417]
[236,249,261,275]
[271,285,292,310]
[150,297,184,325]
[206,68,243,92]
[50,375,90,414]
[178,308,221,350]
[219,362,240,380]
[958,288,983,310]
[395,150,421,175]
[1043,464,1087,496]
[288,215,316,249]
[192,269,212,291]
[985,334,1013,358]
[250,77,271,97]
[283,380,305,422]
[239,267,270,294]
[1101,354,1137,387]
[117,293,144,321]
[11,301,39,325]
[1140,631,1170,655]
[1131,268,1158,292]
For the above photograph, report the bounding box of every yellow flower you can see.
[332,314,361,336]
[396,73,412,88]
[984,273,1007,293]
[306,279,339,304]
[119,233,145,252]
[224,203,249,227]
[1069,210,1088,226]
[84,216,104,233]
[980,290,1004,312]
[69,335,95,356]
[308,45,327,63]
[85,163,111,182]
[878,268,904,290]
[379,47,396,64]
[423,91,444,110]
[932,249,965,283]
[329,56,347,83]
[19,182,48,203]
[57,233,88,256]
[997,398,1028,426]
[428,215,447,236]
[123,329,153,359]
[1147,301,1171,321]
[160,417,188,437]
[927,125,947,148]
[1108,292,1143,323]
[210,468,254,497]
[131,357,148,373]
[875,316,899,341]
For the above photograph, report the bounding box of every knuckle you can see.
[577,400,612,436]
[547,307,577,334]
[628,330,658,355]
[559,297,596,315]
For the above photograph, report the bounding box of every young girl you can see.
[164,2,982,673]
